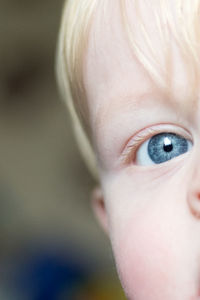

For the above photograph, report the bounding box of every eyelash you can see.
[120,124,192,165]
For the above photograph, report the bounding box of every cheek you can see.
[103,164,199,299]
[111,211,176,300]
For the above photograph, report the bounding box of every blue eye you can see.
[136,132,192,166]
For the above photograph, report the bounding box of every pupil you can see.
[163,140,173,152]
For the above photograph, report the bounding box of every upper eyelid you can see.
[119,123,192,165]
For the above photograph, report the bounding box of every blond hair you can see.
[56,0,200,180]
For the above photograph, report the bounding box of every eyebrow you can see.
[95,87,197,136]
[95,90,163,134]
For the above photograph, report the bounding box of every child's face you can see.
[84,1,200,299]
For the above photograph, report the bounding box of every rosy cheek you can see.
[112,212,175,300]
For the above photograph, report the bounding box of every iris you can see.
[148,133,188,164]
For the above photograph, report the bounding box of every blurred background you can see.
[0,0,125,299]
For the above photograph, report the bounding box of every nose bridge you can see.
[187,157,200,219]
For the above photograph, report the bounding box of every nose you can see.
[187,165,200,219]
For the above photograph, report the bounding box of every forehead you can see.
[83,1,198,138]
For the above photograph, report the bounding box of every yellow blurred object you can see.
[74,274,126,300]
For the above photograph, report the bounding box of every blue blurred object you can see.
[14,250,88,300]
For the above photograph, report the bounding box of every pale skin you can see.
[83,1,200,299]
